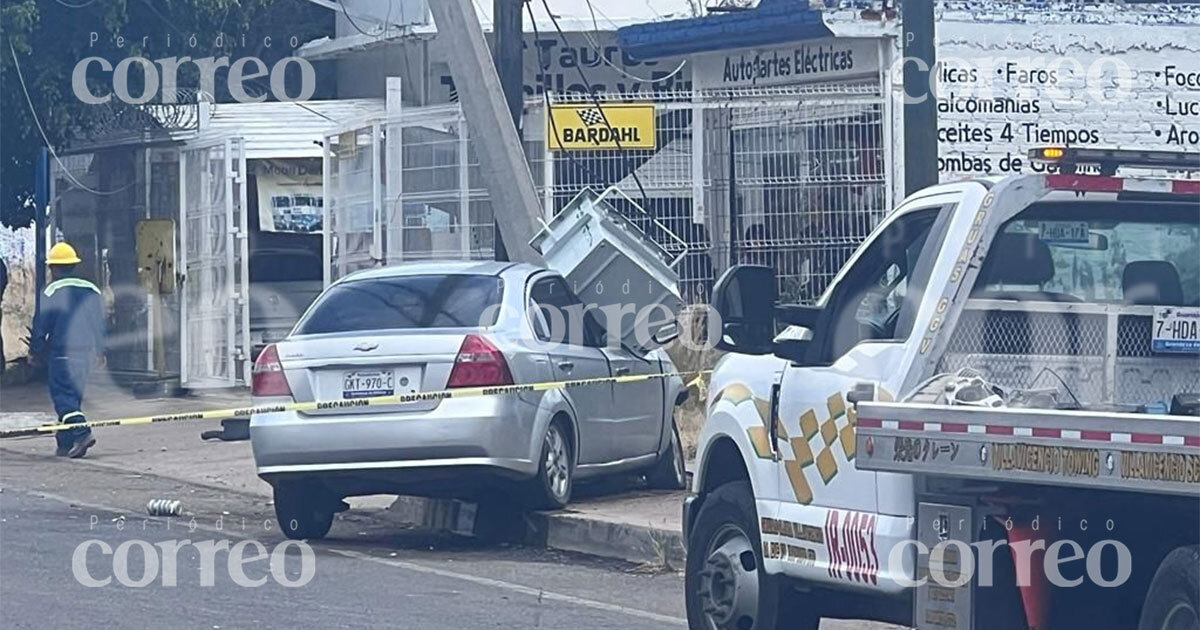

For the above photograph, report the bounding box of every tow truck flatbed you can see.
[855,402,1200,496]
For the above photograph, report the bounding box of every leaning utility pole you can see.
[902,0,938,195]
[490,0,524,261]
[493,0,524,130]
[429,0,545,266]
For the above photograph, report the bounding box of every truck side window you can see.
[823,206,951,358]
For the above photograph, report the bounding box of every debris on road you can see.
[146,499,183,516]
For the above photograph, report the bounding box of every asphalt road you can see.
[0,452,686,629]
[0,447,900,630]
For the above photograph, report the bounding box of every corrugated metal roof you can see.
[199,99,385,159]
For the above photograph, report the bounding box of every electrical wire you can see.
[7,41,135,197]
[337,0,416,106]
[578,0,688,84]
[538,0,650,206]
[338,0,383,37]
[524,0,612,191]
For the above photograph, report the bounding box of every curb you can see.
[383,495,686,567]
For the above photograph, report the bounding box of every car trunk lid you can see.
[276,331,470,415]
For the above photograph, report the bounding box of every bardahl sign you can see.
[546,103,657,151]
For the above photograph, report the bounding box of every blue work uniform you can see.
[29,277,106,449]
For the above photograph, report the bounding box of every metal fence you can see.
[323,102,549,281]
[543,86,887,305]
[323,86,889,305]
[941,300,1200,408]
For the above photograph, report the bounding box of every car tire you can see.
[686,480,819,630]
[646,417,687,490]
[526,420,573,510]
[1137,545,1199,630]
[274,484,335,540]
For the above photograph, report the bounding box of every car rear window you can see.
[295,274,503,334]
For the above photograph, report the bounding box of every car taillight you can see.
[447,334,513,388]
[252,344,292,397]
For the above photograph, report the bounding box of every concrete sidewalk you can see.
[0,379,685,567]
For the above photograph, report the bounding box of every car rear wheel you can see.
[526,421,573,510]
[646,417,687,490]
[274,484,336,540]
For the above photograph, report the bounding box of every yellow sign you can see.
[546,103,656,151]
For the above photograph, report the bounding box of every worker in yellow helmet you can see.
[29,242,106,458]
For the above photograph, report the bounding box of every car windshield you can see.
[975,201,1200,306]
[295,274,503,334]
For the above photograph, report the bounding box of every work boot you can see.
[67,434,96,459]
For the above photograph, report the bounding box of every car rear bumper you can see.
[250,395,538,480]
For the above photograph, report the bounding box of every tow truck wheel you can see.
[686,480,818,630]
[1138,546,1199,630]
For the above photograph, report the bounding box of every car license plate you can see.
[342,370,395,399]
[1039,221,1090,244]
[1152,307,1200,354]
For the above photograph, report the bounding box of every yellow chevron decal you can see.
[710,382,755,410]
[777,387,894,504]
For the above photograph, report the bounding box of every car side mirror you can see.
[711,265,776,355]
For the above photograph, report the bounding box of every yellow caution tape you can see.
[0,370,712,440]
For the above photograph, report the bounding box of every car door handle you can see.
[557,361,574,370]
[614,366,631,376]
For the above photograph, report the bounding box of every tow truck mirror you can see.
[711,265,776,355]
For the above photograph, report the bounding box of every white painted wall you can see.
[828,0,1199,204]
[932,1,1200,180]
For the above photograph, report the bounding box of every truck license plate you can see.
[342,370,395,399]
[1152,307,1200,354]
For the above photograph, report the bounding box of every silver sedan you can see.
[250,261,687,539]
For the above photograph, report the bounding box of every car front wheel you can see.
[646,417,687,490]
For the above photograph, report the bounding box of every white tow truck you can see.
[685,148,1200,630]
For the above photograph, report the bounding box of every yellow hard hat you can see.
[47,242,82,266]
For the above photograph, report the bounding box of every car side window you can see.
[529,277,607,347]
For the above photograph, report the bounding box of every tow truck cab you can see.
[684,148,1200,630]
